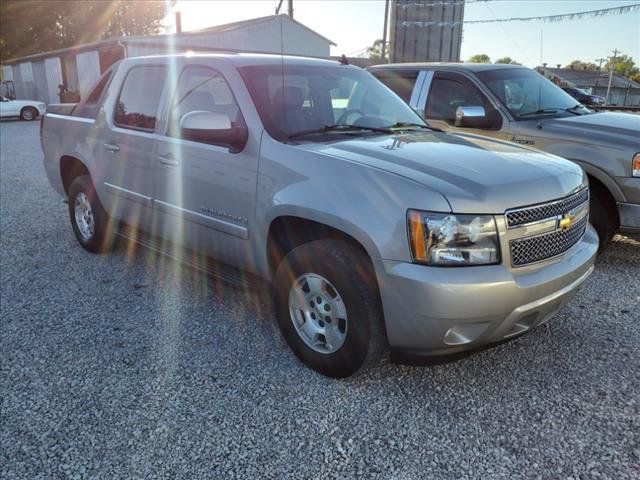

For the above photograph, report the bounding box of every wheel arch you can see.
[60,155,90,196]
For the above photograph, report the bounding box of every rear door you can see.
[98,64,167,230]
[151,63,258,267]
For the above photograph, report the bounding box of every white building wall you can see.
[45,57,63,103]
[76,51,101,99]
[2,65,13,81]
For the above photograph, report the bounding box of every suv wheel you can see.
[589,182,617,251]
[68,175,115,253]
[273,239,386,378]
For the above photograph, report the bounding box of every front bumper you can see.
[375,224,598,359]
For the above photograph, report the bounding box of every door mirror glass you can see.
[180,111,247,153]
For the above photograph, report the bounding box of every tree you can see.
[564,60,598,71]
[494,56,521,65]
[0,1,173,61]
[365,39,386,63]
[604,54,639,80]
[468,54,491,63]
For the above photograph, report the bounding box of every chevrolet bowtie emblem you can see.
[558,214,575,230]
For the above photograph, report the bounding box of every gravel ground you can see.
[1,120,639,479]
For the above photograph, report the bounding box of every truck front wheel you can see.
[273,239,386,378]
[589,182,617,252]
[68,175,115,253]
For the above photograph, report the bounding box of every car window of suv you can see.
[425,72,490,124]
[72,66,115,119]
[371,70,419,102]
[168,65,243,139]
[114,65,167,131]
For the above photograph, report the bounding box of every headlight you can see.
[633,153,640,177]
[407,210,500,266]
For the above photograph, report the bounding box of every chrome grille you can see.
[506,188,589,228]
[510,216,588,266]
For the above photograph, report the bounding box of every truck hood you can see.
[539,112,640,148]
[297,131,586,214]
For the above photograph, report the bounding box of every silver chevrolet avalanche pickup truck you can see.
[42,54,598,377]
[369,63,640,249]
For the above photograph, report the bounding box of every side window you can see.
[425,73,488,124]
[169,66,242,137]
[72,69,113,118]
[373,71,419,102]
[114,65,166,131]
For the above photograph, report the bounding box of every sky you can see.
[167,0,640,68]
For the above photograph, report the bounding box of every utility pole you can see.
[381,0,390,63]
[605,48,619,106]
[288,0,293,18]
[594,57,606,91]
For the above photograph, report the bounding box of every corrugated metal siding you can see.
[76,51,101,99]
[45,57,63,103]
[31,61,48,103]
[2,65,13,81]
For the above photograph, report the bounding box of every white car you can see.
[0,95,46,121]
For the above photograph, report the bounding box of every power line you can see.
[401,3,640,27]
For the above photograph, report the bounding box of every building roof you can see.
[3,14,335,65]
[541,67,640,89]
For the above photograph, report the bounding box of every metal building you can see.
[389,0,464,63]
[1,14,335,104]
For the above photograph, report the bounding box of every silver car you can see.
[42,55,598,377]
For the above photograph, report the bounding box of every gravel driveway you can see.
[1,120,639,479]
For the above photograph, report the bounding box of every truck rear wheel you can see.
[589,182,617,252]
[68,175,116,253]
[273,239,386,378]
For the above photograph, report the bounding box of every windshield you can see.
[477,68,592,119]
[239,62,427,141]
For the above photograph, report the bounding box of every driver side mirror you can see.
[180,110,248,153]
[454,105,502,130]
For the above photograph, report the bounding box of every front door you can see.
[423,71,509,141]
[151,64,258,268]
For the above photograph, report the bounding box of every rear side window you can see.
[72,68,114,119]
[114,65,166,131]
[372,70,418,102]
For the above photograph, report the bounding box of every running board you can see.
[116,224,254,289]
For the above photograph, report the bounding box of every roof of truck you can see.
[367,62,526,72]
[124,52,351,68]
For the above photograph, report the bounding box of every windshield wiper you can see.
[381,121,442,132]
[518,109,559,117]
[564,104,586,115]
[287,124,393,140]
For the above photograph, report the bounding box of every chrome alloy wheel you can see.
[288,273,348,354]
[74,192,95,241]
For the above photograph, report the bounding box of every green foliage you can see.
[494,57,520,65]
[604,54,639,81]
[468,53,491,64]
[366,39,386,63]
[564,60,598,71]
[1,0,173,61]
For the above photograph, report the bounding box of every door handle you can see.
[104,143,120,153]
[157,153,179,167]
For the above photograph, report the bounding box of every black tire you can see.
[20,107,37,121]
[273,239,386,378]
[589,182,618,252]
[68,175,115,253]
